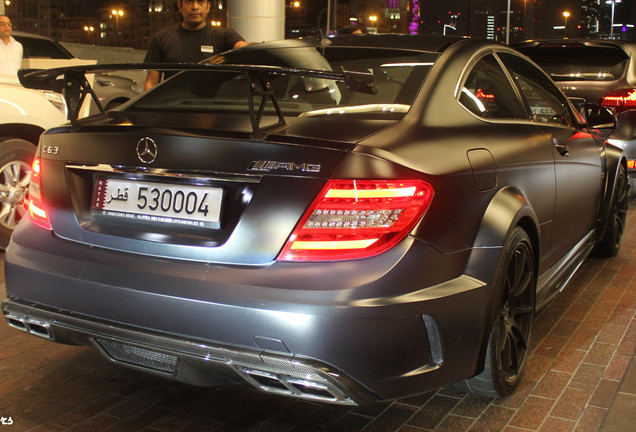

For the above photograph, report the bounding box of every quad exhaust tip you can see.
[238,368,355,405]
[5,313,53,340]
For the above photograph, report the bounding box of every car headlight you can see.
[43,91,68,118]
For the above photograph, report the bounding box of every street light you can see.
[606,0,622,39]
[562,11,570,38]
[83,25,95,44]
[505,0,511,44]
[368,14,378,33]
[111,9,124,46]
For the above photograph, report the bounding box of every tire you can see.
[0,139,36,249]
[593,164,628,258]
[460,227,536,397]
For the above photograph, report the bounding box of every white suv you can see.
[0,75,67,247]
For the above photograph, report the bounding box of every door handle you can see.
[552,138,570,157]
[555,144,570,156]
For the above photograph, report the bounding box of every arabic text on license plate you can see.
[92,177,222,228]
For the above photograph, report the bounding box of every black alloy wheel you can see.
[461,227,536,398]
[594,164,628,257]
[494,230,535,388]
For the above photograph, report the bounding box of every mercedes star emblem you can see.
[136,137,158,164]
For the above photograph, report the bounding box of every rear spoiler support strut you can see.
[63,70,106,126]
[248,72,286,140]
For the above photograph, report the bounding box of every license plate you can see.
[91,176,223,229]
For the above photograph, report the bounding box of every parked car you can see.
[0,75,67,247]
[515,39,636,195]
[13,31,140,111]
[2,35,628,405]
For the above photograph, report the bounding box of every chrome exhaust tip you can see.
[238,368,354,404]
[5,313,28,331]
[4,313,53,340]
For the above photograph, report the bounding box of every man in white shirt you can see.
[0,15,23,78]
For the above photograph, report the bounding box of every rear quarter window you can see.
[458,54,527,120]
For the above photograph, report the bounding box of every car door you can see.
[498,52,603,261]
[457,53,557,267]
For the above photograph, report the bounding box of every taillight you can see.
[277,179,434,261]
[29,157,51,230]
[600,88,636,113]
[628,159,635,170]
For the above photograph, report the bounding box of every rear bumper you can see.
[3,220,497,404]
[2,299,371,404]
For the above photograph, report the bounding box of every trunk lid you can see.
[37,115,394,266]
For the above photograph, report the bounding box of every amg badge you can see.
[249,161,321,173]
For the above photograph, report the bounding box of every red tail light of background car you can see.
[600,88,636,113]
[278,179,434,261]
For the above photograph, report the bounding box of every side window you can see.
[498,53,574,127]
[16,37,73,59]
[458,54,527,120]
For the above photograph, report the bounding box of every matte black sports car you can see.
[2,35,629,405]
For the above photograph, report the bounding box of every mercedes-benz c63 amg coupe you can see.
[2,35,629,405]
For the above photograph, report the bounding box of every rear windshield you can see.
[519,45,628,81]
[128,43,438,120]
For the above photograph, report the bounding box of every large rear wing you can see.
[18,63,376,138]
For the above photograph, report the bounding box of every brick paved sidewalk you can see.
[0,199,634,432]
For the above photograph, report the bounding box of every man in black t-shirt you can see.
[143,0,249,90]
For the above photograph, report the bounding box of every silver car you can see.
[13,31,140,111]
[515,39,636,195]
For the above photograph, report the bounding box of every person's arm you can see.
[233,40,250,49]
[143,34,164,91]
[144,70,161,91]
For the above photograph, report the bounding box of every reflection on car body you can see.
[2,35,629,405]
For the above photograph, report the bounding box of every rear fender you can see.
[596,144,627,242]
[465,186,540,283]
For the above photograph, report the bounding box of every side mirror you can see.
[584,104,617,130]
[609,109,636,141]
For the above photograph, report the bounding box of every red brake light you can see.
[600,88,636,113]
[476,88,495,99]
[29,157,51,230]
[277,179,434,261]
